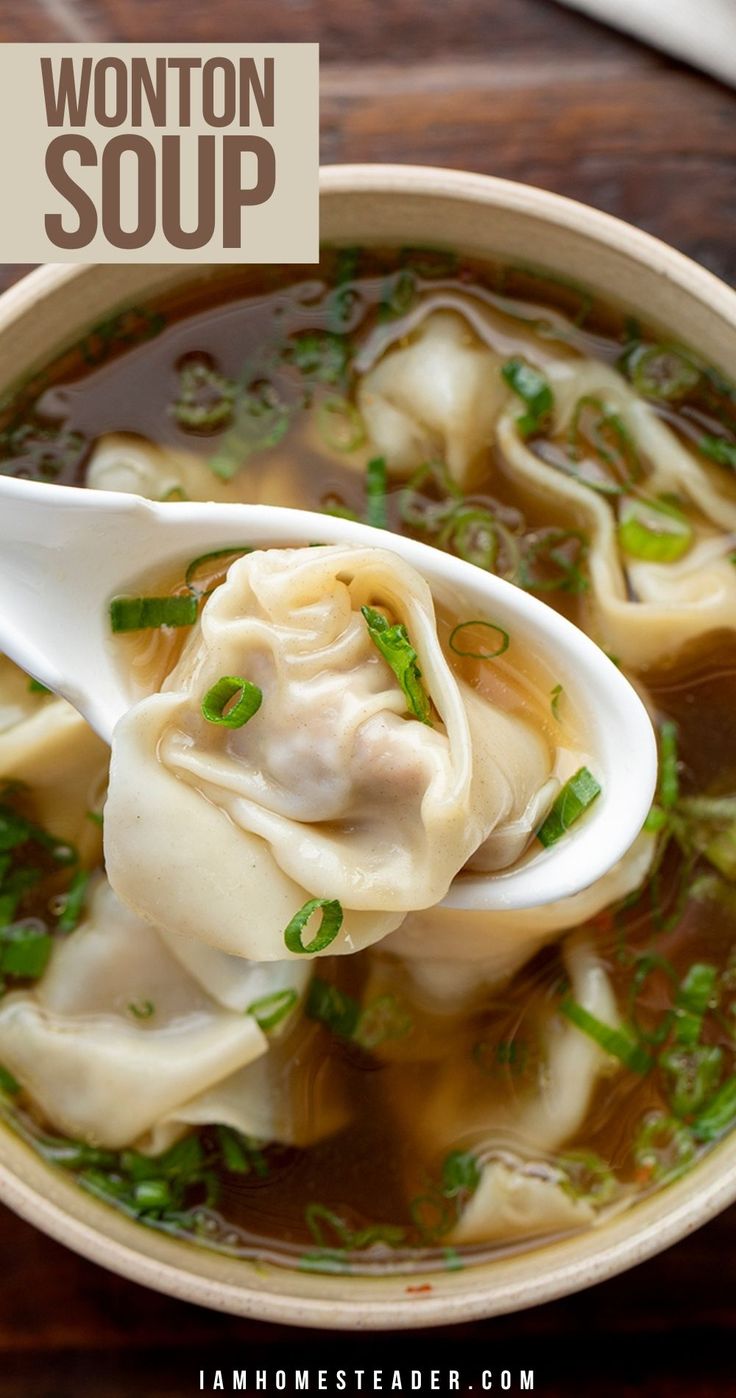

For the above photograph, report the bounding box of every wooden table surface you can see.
[1,1,735,1393]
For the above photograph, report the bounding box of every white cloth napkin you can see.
[558,0,736,88]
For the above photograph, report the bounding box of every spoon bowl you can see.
[0,474,657,911]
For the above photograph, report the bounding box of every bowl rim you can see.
[1,161,736,1329]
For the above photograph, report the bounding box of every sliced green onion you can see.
[698,434,736,471]
[634,1111,696,1181]
[550,684,564,720]
[365,456,388,530]
[628,345,700,402]
[438,506,498,570]
[184,545,252,596]
[133,1179,173,1213]
[448,619,509,660]
[659,720,680,809]
[56,868,90,935]
[379,268,416,321]
[171,358,236,434]
[284,898,343,955]
[472,1038,530,1077]
[558,1149,618,1206]
[409,1193,453,1242]
[561,998,652,1073]
[0,921,53,979]
[537,768,602,847]
[208,381,290,480]
[288,331,350,385]
[109,594,198,633]
[306,977,360,1038]
[27,678,50,695]
[216,1124,268,1176]
[674,962,718,1046]
[502,358,554,438]
[127,999,155,1019]
[299,1249,352,1275]
[201,676,262,729]
[565,396,642,495]
[443,1247,463,1271]
[0,1066,19,1096]
[661,1044,724,1118]
[398,461,462,532]
[361,604,432,725]
[440,1150,481,1199]
[247,988,298,1032]
[693,1075,736,1141]
[517,529,589,594]
[617,495,693,563]
[317,397,366,453]
[354,994,413,1049]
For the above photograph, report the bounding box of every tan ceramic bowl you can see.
[2,165,736,1329]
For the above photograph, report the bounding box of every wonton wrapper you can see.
[0,659,108,864]
[105,545,553,959]
[0,879,341,1152]
[85,432,314,511]
[498,359,736,669]
[357,311,509,489]
[377,829,655,1017]
[391,937,621,1245]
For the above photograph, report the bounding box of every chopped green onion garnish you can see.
[184,546,252,596]
[698,434,736,471]
[354,994,413,1049]
[441,1150,481,1199]
[674,962,717,1046]
[517,529,589,594]
[247,988,298,1032]
[565,396,642,495]
[693,1075,736,1141]
[201,676,262,729]
[364,456,388,530]
[633,1111,696,1181]
[171,358,236,434]
[561,998,652,1073]
[361,604,432,725]
[659,720,680,810]
[379,268,416,321]
[398,461,462,532]
[133,1179,173,1213]
[127,999,155,1019]
[287,330,350,385]
[284,898,343,955]
[27,678,50,695]
[0,921,53,979]
[0,1066,19,1096]
[317,397,366,453]
[208,381,290,480]
[502,358,554,438]
[448,619,509,660]
[558,1149,618,1205]
[109,595,198,633]
[439,506,498,570]
[660,1044,724,1118]
[617,495,693,563]
[628,345,700,402]
[306,977,360,1038]
[86,809,104,829]
[216,1125,268,1176]
[537,768,602,847]
[56,868,90,935]
[550,684,564,720]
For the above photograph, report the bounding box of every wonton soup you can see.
[1,248,736,1276]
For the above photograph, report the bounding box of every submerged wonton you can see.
[498,358,736,669]
[0,878,342,1152]
[394,937,622,1245]
[105,545,555,960]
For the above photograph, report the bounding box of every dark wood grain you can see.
[0,0,735,1391]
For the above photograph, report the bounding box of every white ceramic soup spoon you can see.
[0,475,657,911]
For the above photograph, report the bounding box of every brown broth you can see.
[2,248,736,1276]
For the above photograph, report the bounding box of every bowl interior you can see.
[2,165,736,1328]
